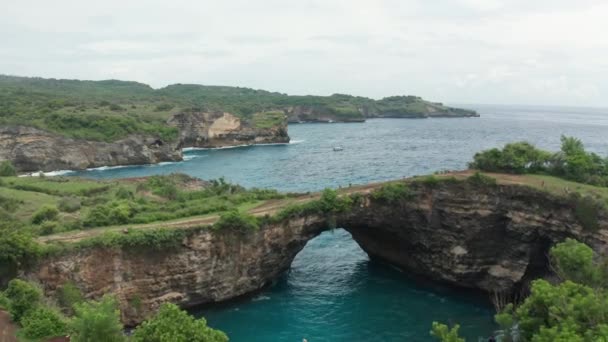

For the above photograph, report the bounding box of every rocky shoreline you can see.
[0,111,289,173]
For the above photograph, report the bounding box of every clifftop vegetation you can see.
[470,136,608,187]
[0,75,476,142]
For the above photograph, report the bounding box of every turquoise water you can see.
[69,105,608,341]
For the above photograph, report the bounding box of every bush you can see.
[70,296,125,342]
[58,197,81,213]
[4,279,42,322]
[573,195,602,232]
[31,205,59,224]
[372,183,412,203]
[39,221,59,235]
[132,303,228,342]
[214,210,259,231]
[0,160,17,177]
[318,188,352,214]
[115,187,134,200]
[20,306,68,340]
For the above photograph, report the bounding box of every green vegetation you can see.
[131,303,228,342]
[0,161,17,177]
[213,210,259,231]
[1,278,227,341]
[371,183,413,203]
[4,279,42,322]
[70,296,125,342]
[466,172,497,187]
[432,239,608,341]
[0,74,475,142]
[19,306,68,341]
[470,136,608,187]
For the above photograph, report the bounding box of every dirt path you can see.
[0,310,17,342]
[38,181,390,245]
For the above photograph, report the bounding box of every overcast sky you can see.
[1,0,607,106]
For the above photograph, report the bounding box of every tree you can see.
[433,239,608,342]
[430,322,465,342]
[131,303,228,342]
[3,279,42,322]
[495,239,608,341]
[70,296,125,342]
[0,160,17,177]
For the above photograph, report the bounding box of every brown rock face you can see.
[0,126,182,172]
[27,182,607,325]
[168,112,289,148]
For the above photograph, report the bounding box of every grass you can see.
[0,174,289,239]
[251,111,286,129]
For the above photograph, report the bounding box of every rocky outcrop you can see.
[168,112,289,148]
[0,126,182,172]
[25,181,607,324]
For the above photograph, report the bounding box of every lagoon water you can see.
[70,105,608,341]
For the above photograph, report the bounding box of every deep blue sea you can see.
[68,105,608,341]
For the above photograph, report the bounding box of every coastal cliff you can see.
[0,126,182,172]
[25,179,607,325]
[168,111,289,148]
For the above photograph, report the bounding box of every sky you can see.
[1,0,607,106]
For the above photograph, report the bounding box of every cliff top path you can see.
[36,171,608,245]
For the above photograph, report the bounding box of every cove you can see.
[194,229,496,342]
[66,105,608,341]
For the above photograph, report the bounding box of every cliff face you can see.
[342,183,607,293]
[26,182,607,324]
[31,217,326,325]
[0,111,289,172]
[168,112,289,148]
[0,126,182,172]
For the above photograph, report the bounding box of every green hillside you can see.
[0,75,477,142]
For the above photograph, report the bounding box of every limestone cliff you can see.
[167,111,289,148]
[0,126,182,172]
[25,181,607,325]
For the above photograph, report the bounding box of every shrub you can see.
[214,210,259,231]
[420,175,441,188]
[115,187,134,200]
[58,197,81,212]
[0,160,17,177]
[371,183,412,203]
[20,306,68,340]
[573,195,602,232]
[318,188,352,213]
[39,221,59,235]
[4,279,42,322]
[132,303,228,342]
[31,205,59,224]
[70,296,125,342]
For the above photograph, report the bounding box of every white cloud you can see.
[0,0,607,106]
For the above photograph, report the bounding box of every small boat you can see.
[333,146,343,151]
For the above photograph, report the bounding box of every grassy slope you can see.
[0,75,476,142]
[0,174,291,240]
